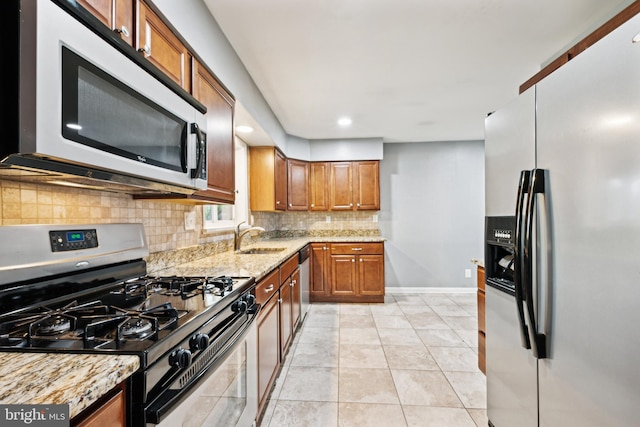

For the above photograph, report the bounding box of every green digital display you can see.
[66,232,84,242]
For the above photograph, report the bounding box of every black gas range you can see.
[0,223,258,425]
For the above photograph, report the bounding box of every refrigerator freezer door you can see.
[484,89,536,217]
[486,285,537,427]
[536,13,640,427]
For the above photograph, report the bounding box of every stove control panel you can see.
[49,229,99,252]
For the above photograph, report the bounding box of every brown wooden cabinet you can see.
[290,268,301,332]
[310,243,330,300]
[77,0,134,45]
[137,1,191,91]
[249,147,287,211]
[312,242,384,303]
[73,384,125,427]
[256,268,280,416]
[354,161,380,210]
[279,255,299,360]
[477,266,486,375]
[192,61,235,204]
[328,161,380,211]
[309,162,330,211]
[287,159,309,211]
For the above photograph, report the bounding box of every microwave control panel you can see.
[49,229,99,252]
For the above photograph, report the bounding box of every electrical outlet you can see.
[465,268,472,278]
[184,211,196,230]
[326,216,331,223]
[372,214,378,223]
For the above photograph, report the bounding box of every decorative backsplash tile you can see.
[1,179,380,255]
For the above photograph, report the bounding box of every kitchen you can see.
[1,0,638,426]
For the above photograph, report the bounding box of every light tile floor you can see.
[259,292,488,427]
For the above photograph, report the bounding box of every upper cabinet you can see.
[77,0,134,46]
[136,1,191,91]
[309,162,329,211]
[287,159,309,211]
[192,61,236,204]
[329,161,380,211]
[249,147,287,211]
[78,0,237,204]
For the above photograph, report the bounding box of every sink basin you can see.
[237,247,286,255]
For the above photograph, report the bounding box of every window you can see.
[203,138,249,230]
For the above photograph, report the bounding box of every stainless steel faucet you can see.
[234,221,266,251]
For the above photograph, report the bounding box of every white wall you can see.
[379,141,485,288]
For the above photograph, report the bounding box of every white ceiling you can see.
[205,0,630,143]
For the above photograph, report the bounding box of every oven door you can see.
[30,0,207,190]
[148,314,258,427]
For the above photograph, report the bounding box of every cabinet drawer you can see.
[330,243,383,255]
[280,255,299,283]
[256,269,279,305]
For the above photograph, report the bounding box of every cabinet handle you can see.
[278,298,283,303]
[360,259,363,262]
[357,203,361,207]
[351,248,363,251]
[264,284,275,293]
[311,203,315,207]
[323,247,327,250]
[352,259,355,263]
[349,203,353,207]
[138,45,150,55]
[276,200,280,205]
[114,25,130,38]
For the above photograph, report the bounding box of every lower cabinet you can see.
[256,269,280,417]
[73,383,125,427]
[310,243,330,299]
[477,266,486,375]
[312,242,385,303]
[256,255,302,422]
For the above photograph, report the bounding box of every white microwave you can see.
[1,0,208,194]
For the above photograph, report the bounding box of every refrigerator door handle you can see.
[523,168,548,359]
[514,170,532,350]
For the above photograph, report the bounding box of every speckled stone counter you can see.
[0,352,139,418]
[148,236,386,279]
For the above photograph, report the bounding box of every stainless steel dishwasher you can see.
[298,244,311,321]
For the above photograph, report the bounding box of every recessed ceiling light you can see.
[633,32,640,43]
[66,123,82,130]
[337,117,352,126]
[236,125,254,133]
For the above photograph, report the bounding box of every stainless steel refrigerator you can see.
[484,12,640,427]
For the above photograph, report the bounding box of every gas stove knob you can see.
[232,300,248,313]
[189,333,210,351]
[169,348,192,369]
[244,294,256,306]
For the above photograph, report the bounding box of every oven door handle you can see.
[145,305,260,425]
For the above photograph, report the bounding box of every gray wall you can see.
[380,141,485,288]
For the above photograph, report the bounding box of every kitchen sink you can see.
[237,247,286,255]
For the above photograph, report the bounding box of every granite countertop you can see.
[150,236,386,279]
[0,235,383,418]
[0,352,139,419]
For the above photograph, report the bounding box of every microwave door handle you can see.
[523,168,547,359]
[190,123,205,179]
[514,170,532,350]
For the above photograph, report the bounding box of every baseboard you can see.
[385,287,476,294]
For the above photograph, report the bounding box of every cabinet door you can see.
[309,162,329,211]
[75,388,125,427]
[357,255,385,297]
[77,0,134,45]
[137,1,191,90]
[274,149,287,211]
[330,255,357,296]
[310,244,329,298]
[290,268,301,331]
[279,280,293,360]
[354,161,380,210]
[287,159,309,211]
[192,61,235,203]
[257,295,279,410]
[329,162,353,210]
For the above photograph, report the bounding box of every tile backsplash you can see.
[1,179,380,255]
